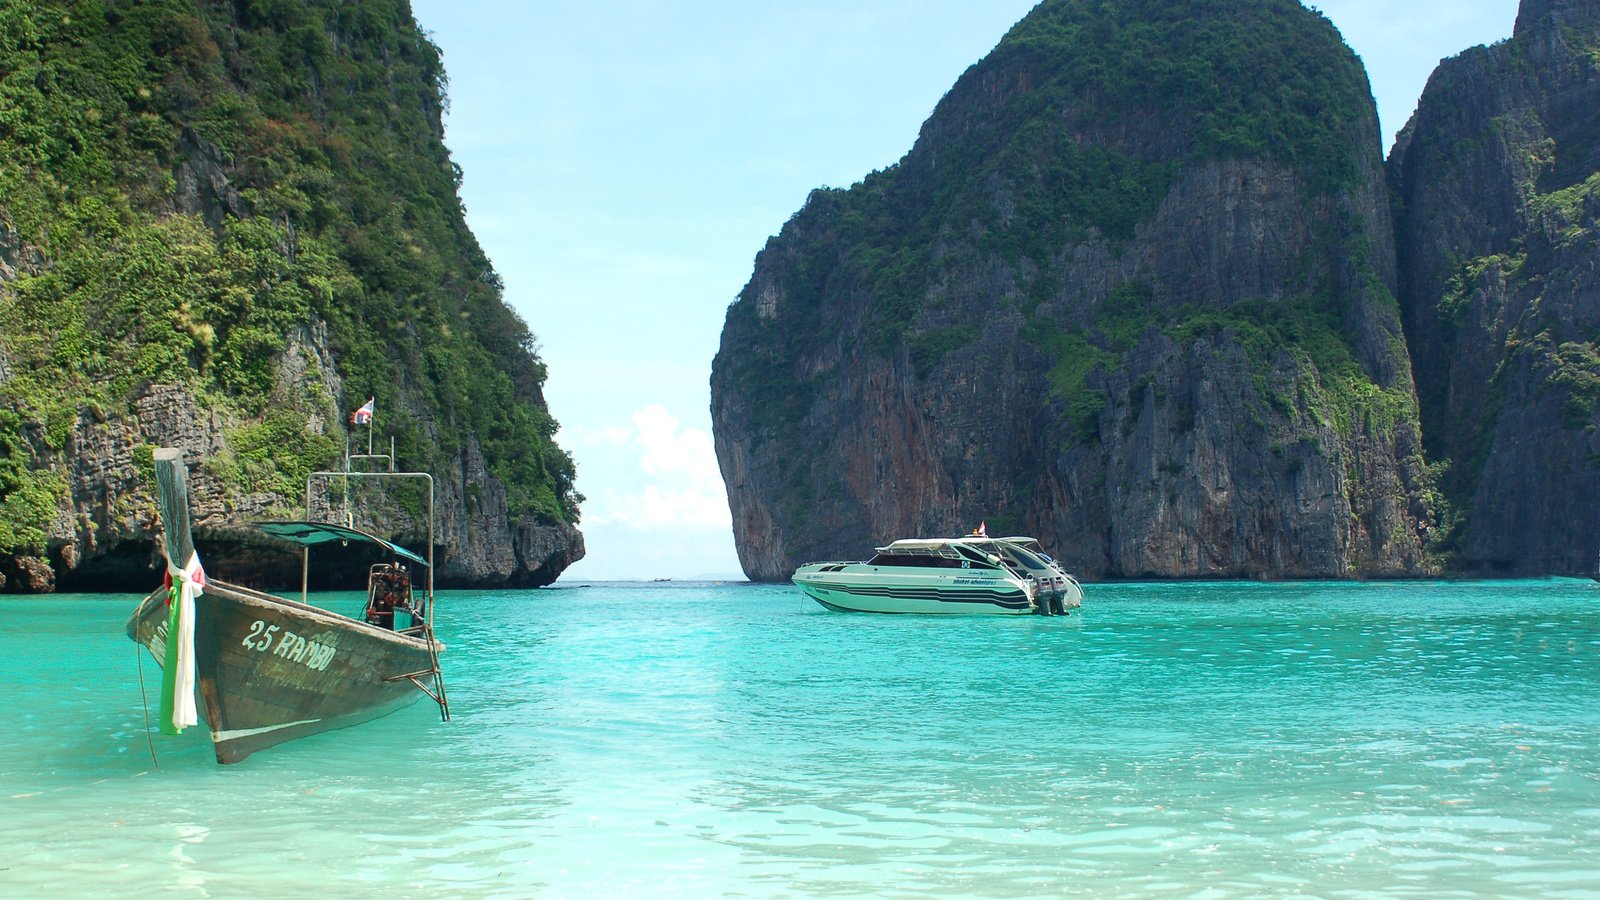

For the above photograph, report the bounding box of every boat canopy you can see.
[254,520,429,568]
[874,538,1009,566]
[882,537,1038,553]
[997,536,1043,551]
[877,539,959,552]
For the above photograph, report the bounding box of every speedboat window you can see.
[999,546,1050,571]
[867,551,968,568]
[950,544,1002,569]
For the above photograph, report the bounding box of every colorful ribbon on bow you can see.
[159,552,205,735]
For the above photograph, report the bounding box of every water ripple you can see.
[3,580,1599,896]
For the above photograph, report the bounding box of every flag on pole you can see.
[351,397,374,426]
[159,551,205,735]
[977,521,987,536]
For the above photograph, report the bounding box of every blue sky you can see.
[407,0,1519,582]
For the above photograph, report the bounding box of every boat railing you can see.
[873,544,964,558]
[799,560,859,570]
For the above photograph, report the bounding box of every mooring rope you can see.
[134,637,158,768]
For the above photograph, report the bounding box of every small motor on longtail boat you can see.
[365,563,421,631]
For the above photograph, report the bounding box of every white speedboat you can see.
[793,535,1083,615]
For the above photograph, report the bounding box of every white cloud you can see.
[583,404,731,530]
[632,405,721,482]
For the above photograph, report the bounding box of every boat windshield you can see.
[996,544,1052,573]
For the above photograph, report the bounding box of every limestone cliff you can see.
[0,0,581,591]
[713,0,1432,580]
[1389,0,1600,575]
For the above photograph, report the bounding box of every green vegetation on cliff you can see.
[720,0,1382,445]
[0,0,577,551]
[713,0,1433,579]
[1384,0,1600,575]
[1001,0,1368,186]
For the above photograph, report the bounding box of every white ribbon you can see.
[164,552,205,732]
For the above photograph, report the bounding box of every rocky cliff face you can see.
[1389,0,1600,575]
[0,1,581,592]
[713,0,1433,581]
[0,321,583,594]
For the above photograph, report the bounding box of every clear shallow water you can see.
[3,579,1598,898]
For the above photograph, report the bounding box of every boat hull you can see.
[128,580,440,764]
[793,565,1034,615]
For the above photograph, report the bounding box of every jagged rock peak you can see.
[712,0,1430,582]
[1390,0,1600,576]
[1515,0,1600,35]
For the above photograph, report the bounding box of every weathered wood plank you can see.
[152,448,196,569]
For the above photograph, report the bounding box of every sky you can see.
[407,0,1520,582]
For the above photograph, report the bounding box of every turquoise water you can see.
[3,579,1599,898]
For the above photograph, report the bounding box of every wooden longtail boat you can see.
[128,447,448,764]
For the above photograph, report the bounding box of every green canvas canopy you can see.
[255,521,429,568]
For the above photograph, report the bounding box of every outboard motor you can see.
[1029,576,1055,616]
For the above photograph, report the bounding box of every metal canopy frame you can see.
[298,441,436,628]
